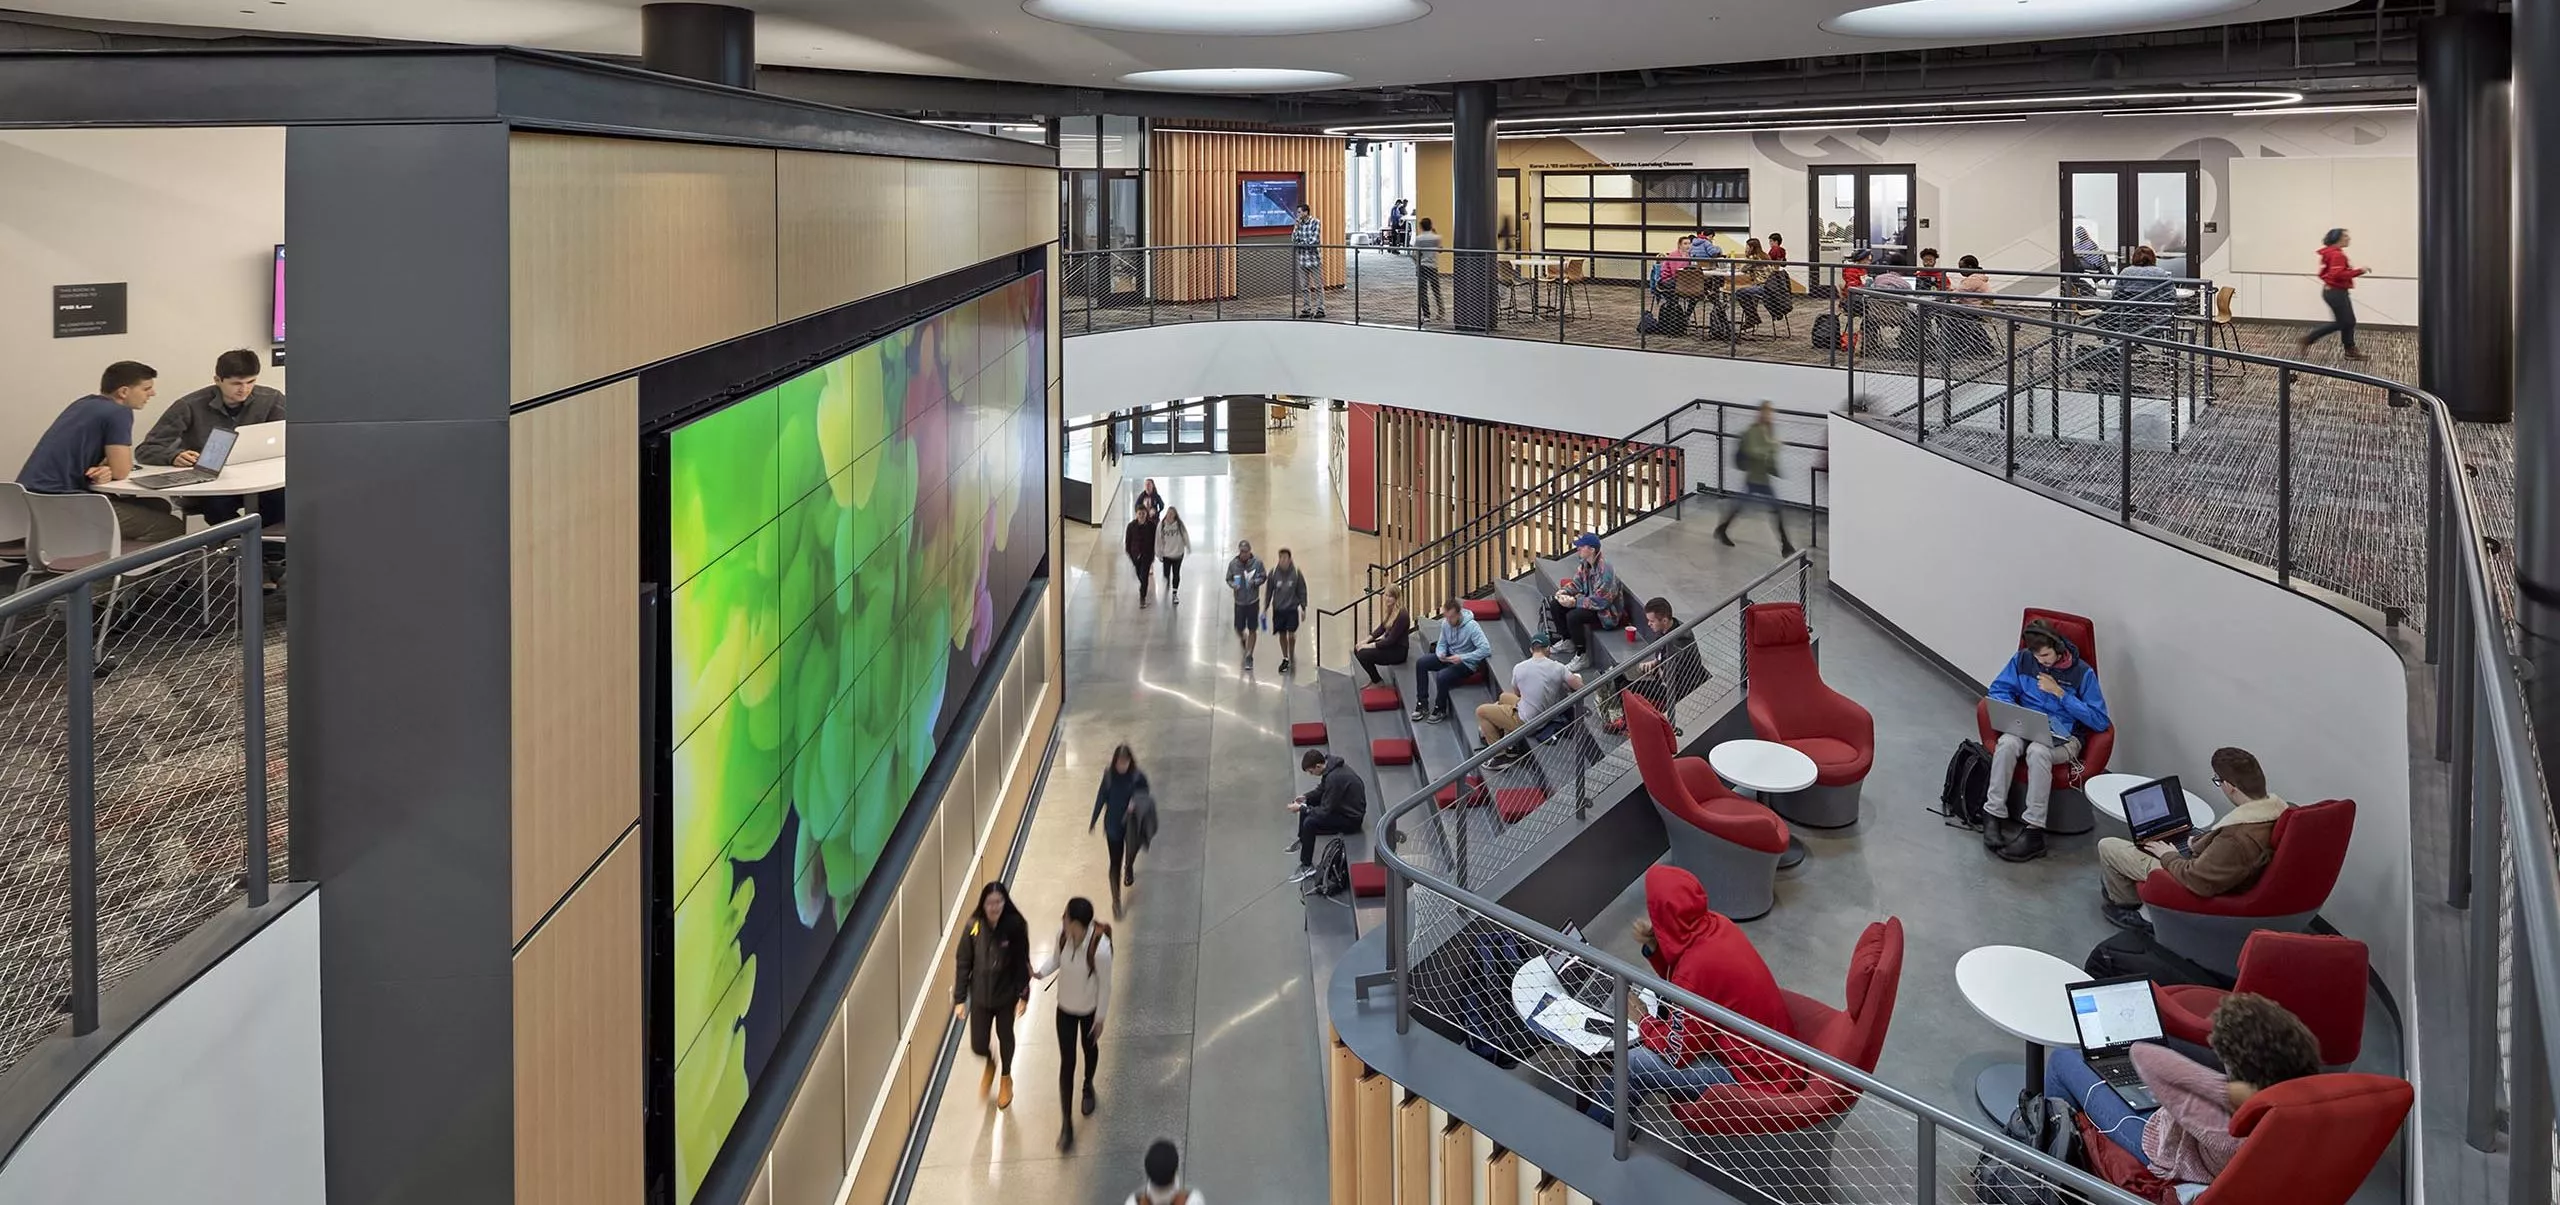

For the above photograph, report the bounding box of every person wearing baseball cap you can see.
[1544,533,1622,674]
[1478,633,1582,771]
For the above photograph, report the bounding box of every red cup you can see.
[1625,625,1639,643]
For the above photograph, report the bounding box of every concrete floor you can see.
[906,433,1372,1204]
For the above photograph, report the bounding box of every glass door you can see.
[1132,398,1218,454]
[1498,169,1523,251]
[1066,168,1145,301]
[2060,162,2198,280]
[1809,165,1918,267]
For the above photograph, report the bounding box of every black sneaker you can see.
[1279,658,1294,673]
[1410,704,1430,721]
[1980,817,2012,849]
[1997,826,2049,863]
[1081,1083,1097,1116]
[1715,526,1735,547]
[1423,708,1449,725]
[2101,903,2152,933]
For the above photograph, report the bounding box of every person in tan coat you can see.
[2098,747,2290,931]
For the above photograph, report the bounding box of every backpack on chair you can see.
[1937,739,1993,828]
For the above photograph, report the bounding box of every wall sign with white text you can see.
[52,283,128,338]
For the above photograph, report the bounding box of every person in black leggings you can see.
[1090,744,1149,914]
[1353,586,1414,685]
[1034,897,1113,1152]
[953,881,1031,1109]
[2299,227,2370,361]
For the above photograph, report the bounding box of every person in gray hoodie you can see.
[1155,506,1191,604]
[1288,749,1368,881]
[1265,548,1308,673]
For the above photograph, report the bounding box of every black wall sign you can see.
[52,282,127,338]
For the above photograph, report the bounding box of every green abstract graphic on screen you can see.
[665,276,1046,1203]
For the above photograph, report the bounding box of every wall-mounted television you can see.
[270,244,286,346]
[1239,172,1305,235]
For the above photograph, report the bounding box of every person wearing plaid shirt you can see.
[1291,204,1325,318]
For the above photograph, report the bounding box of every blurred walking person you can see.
[1125,503,1159,607]
[1090,743,1151,914]
[1715,402,1795,555]
[954,881,1031,1110]
[1034,896,1113,1152]
[2299,227,2370,361]
[1156,506,1191,605]
[1266,548,1308,674]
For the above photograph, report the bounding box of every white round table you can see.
[1710,739,1818,870]
[1954,945,2088,1123]
[91,457,287,498]
[2083,773,2217,830]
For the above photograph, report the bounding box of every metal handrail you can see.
[1369,549,2145,1203]
[1064,242,2213,292]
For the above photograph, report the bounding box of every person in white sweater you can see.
[1035,896,1114,1152]
[1157,507,1191,605]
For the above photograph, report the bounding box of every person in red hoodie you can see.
[2300,227,2370,361]
[1586,866,1795,1120]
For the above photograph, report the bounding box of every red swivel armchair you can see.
[2141,799,2357,978]
[1972,607,2114,835]
[1626,693,1790,920]
[2191,1074,2410,1205]
[2155,930,2367,1067]
[1667,919,1904,1197]
[1743,603,1874,829]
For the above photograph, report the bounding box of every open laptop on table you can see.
[1984,697,2066,747]
[229,421,286,464]
[2119,774,2198,847]
[130,426,237,489]
[2066,975,2165,1110]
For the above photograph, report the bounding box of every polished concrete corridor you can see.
[906,432,1372,1203]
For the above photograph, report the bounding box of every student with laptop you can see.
[1584,866,1795,1125]
[2096,748,2290,932]
[1979,619,2111,862]
[137,349,286,526]
[16,361,182,543]
[2045,991,2321,1187]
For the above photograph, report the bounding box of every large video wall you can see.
[664,274,1047,1203]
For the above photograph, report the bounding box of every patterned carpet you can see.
[0,570,287,1078]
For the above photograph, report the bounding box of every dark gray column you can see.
[286,122,518,1205]
[642,3,756,90]
[2419,4,2511,422]
[2517,0,2560,769]
[1451,82,1499,332]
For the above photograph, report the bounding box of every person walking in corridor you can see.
[1128,1139,1205,1205]
[1125,504,1159,608]
[2299,227,2370,361]
[1266,548,1308,674]
[954,881,1031,1110]
[1034,896,1113,1152]
[1413,217,1445,322]
[1228,539,1268,671]
[1715,402,1796,555]
[1090,743,1150,914]
[1156,506,1191,604]
[1136,477,1163,517]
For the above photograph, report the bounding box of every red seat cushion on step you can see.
[1372,738,1417,766]
[1360,684,1401,711]
[1458,666,1490,687]
[1435,777,1487,809]
[1347,860,1387,898]
[1291,722,1328,746]
[1462,598,1504,621]
[1494,787,1548,823]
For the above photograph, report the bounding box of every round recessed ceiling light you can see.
[1028,0,1427,35]
[1825,0,2258,39]
[1120,68,1354,91]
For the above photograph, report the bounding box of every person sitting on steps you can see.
[1412,599,1493,725]
[1543,533,1623,672]
[1286,749,1367,883]
[1982,619,2111,863]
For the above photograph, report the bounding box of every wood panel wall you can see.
[513,831,643,1205]
[1371,407,1682,631]
[509,379,640,942]
[1149,130,1347,302]
[775,151,908,323]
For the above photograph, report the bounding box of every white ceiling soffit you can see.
[10,0,2361,90]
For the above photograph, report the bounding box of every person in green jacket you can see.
[1715,402,1796,555]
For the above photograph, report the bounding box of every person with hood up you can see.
[1125,503,1159,608]
[2299,227,2370,361]
[1586,866,1796,1121]
[1156,506,1191,604]
[1287,748,1368,882]
[1981,619,2112,862]
[1090,744,1151,913]
[954,881,1033,1109]
[1034,896,1114,1152]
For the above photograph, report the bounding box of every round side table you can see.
[1710,739,1818,870]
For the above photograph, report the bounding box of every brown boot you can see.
[997,1075,1015,1109]
[979,1059,996,1098]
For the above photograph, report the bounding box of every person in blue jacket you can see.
[1982,619,2110,862]
[1412,599,1493,725]
[1090,744,1150,914]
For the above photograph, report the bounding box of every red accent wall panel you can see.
[1347,401,1378,533]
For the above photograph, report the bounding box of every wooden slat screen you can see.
[1148,130,1348,302]
[1369,406,1683,631]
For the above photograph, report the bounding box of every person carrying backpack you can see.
[1034,897,1113,1152]
[1714,401,1796,555]
[1128,1139,1204,1205]
[1090,744,1150,914]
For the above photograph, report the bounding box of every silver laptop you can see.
[1984,697,2064,747]
[230,421,286,464]
[2067,976,2164,1110]
[131,426,237,489]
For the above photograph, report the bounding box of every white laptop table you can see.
[94,456,287,498]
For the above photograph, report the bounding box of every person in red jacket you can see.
[2300,227,2370,361]
[1585,866,1795,1121]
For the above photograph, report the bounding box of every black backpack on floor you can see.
[1810,312,1839,350]
[1307,837,1351,897]
[1938,739,1992,828]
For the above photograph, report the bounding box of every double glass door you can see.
[1067,168,1143,299]
[2060,162,2199,280]
[1810,165,1916,266]
[1131,397,1221,454]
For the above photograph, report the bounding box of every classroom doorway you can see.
[2059,161,2200,279]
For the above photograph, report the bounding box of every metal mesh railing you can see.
[0,517,282,1078]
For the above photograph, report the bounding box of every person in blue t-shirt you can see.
[17,361,183,543]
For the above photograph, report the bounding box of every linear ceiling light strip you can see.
[1321,89,2304,137]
